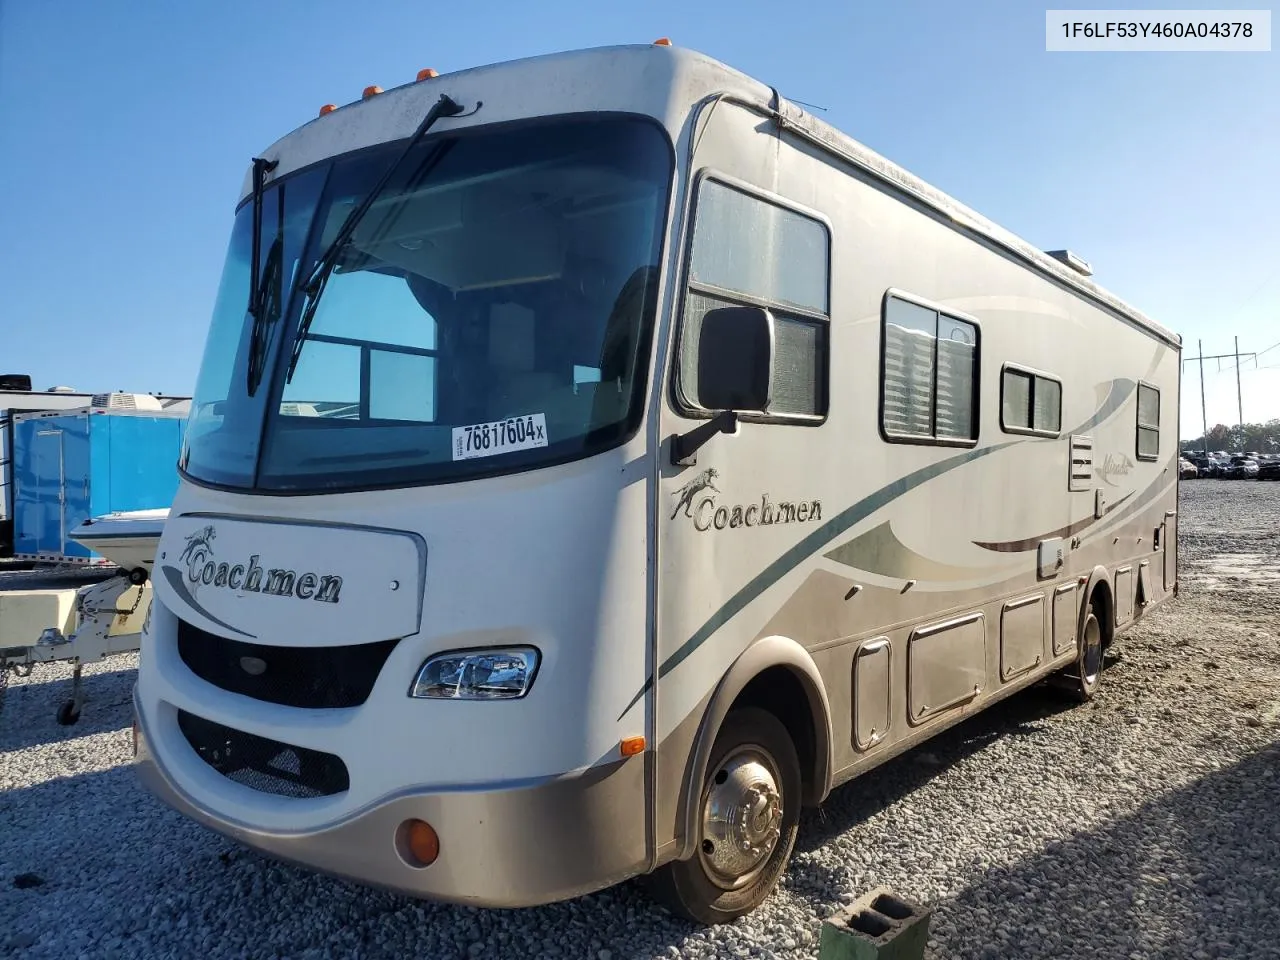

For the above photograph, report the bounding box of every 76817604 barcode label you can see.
[452,413,548,461]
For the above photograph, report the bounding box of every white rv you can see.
[133,42,1181,923]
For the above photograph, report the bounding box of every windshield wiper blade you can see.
[285,93,465,383]
[245,156,279,394]
[247,156,278,319]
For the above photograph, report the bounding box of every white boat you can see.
[69,508,168,576]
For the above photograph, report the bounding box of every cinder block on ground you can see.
[818,886,931,960]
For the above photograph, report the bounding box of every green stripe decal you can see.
[619,440,1018,719]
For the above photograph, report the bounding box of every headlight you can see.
[409,647,540,700]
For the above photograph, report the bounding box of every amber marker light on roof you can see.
[417,68,439,80]
[318,104,337,116]
[652,37,671,45]
[362,85,383,99]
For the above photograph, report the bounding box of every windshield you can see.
[181,167,328,487]
[181,116,672,492]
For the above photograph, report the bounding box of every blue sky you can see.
[1,1,1276,438]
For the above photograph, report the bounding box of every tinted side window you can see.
[1001,367,1061,436]
[881,294,979,443]
[1137,383,1160,460]
[679,179,830,419]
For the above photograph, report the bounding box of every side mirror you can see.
[671,305,775,467]
[696,305,773,413]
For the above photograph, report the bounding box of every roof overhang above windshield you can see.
[237,44,757,205]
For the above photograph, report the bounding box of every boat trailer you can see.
[0,570,151,725]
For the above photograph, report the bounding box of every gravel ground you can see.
[1,480,1278,959]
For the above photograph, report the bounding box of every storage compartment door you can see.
[1114,567,1134,625]
[852,638,891,751]
[1163,511,1177,591]
[908,612,986,724]
[32,430,65,555]
[1000,594,1044,682]
[61,415,93,559]
[1052,582,1080,657]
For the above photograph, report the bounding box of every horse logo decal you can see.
[179,525,216,564]
[671,468,720,519]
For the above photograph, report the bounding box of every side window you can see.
[1136,382,1160,460]
[881,292,979,443]
[1001,366,1062,436]
[678,178,830,419]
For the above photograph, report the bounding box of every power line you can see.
[1256,339,1280,360]
[1222,265,1280,324]
[1182,338,1257,450]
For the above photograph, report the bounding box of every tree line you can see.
[1181,420,1280,453]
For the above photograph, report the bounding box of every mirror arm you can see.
[670,411,739,467]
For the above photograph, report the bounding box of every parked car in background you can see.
[1178,457,1198,478]
[1258,456,1280,481]
[1221,456,1260,479]
[1187,453,1219,477]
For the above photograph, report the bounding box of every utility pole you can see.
[1182,340,1256,453]
[1199,338,1207,456]
[1235,335,1245,444]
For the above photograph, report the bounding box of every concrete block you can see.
[818,886,931,960]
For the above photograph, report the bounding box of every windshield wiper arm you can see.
[245,156,279,394]
[247,156,279,323]
[285,93,465,383]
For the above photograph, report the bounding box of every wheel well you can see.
[729,667,818,804]
[1089,580,1115,646]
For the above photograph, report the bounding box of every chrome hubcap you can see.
[1082,616,1102,684]
[699,749,783,889]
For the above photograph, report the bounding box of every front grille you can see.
[177,710,349,799]
[177,619,399,709]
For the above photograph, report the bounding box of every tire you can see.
[1055,601,1103,702]
[643,707,801,925]
[56,700,81,726]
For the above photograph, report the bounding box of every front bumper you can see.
[132,692,648,908]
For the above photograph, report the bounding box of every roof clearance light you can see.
[653,37,671,45]
[319,104,337,117]
[417,68,439,80]
[362,85,383,99]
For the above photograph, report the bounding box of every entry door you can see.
[33,430,66,555]
[1163,510,1177,591]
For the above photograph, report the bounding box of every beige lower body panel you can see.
[133,693,648,909]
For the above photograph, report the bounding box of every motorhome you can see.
[133,42,1181,924]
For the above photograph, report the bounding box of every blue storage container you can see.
[12,408,187,562]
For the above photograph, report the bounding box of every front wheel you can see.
[643,707,801,925]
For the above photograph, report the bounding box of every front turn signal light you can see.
[398,819,440,867]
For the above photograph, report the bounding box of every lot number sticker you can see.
[452,414,548,461]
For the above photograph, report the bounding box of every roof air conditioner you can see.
[90,392,164,411]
